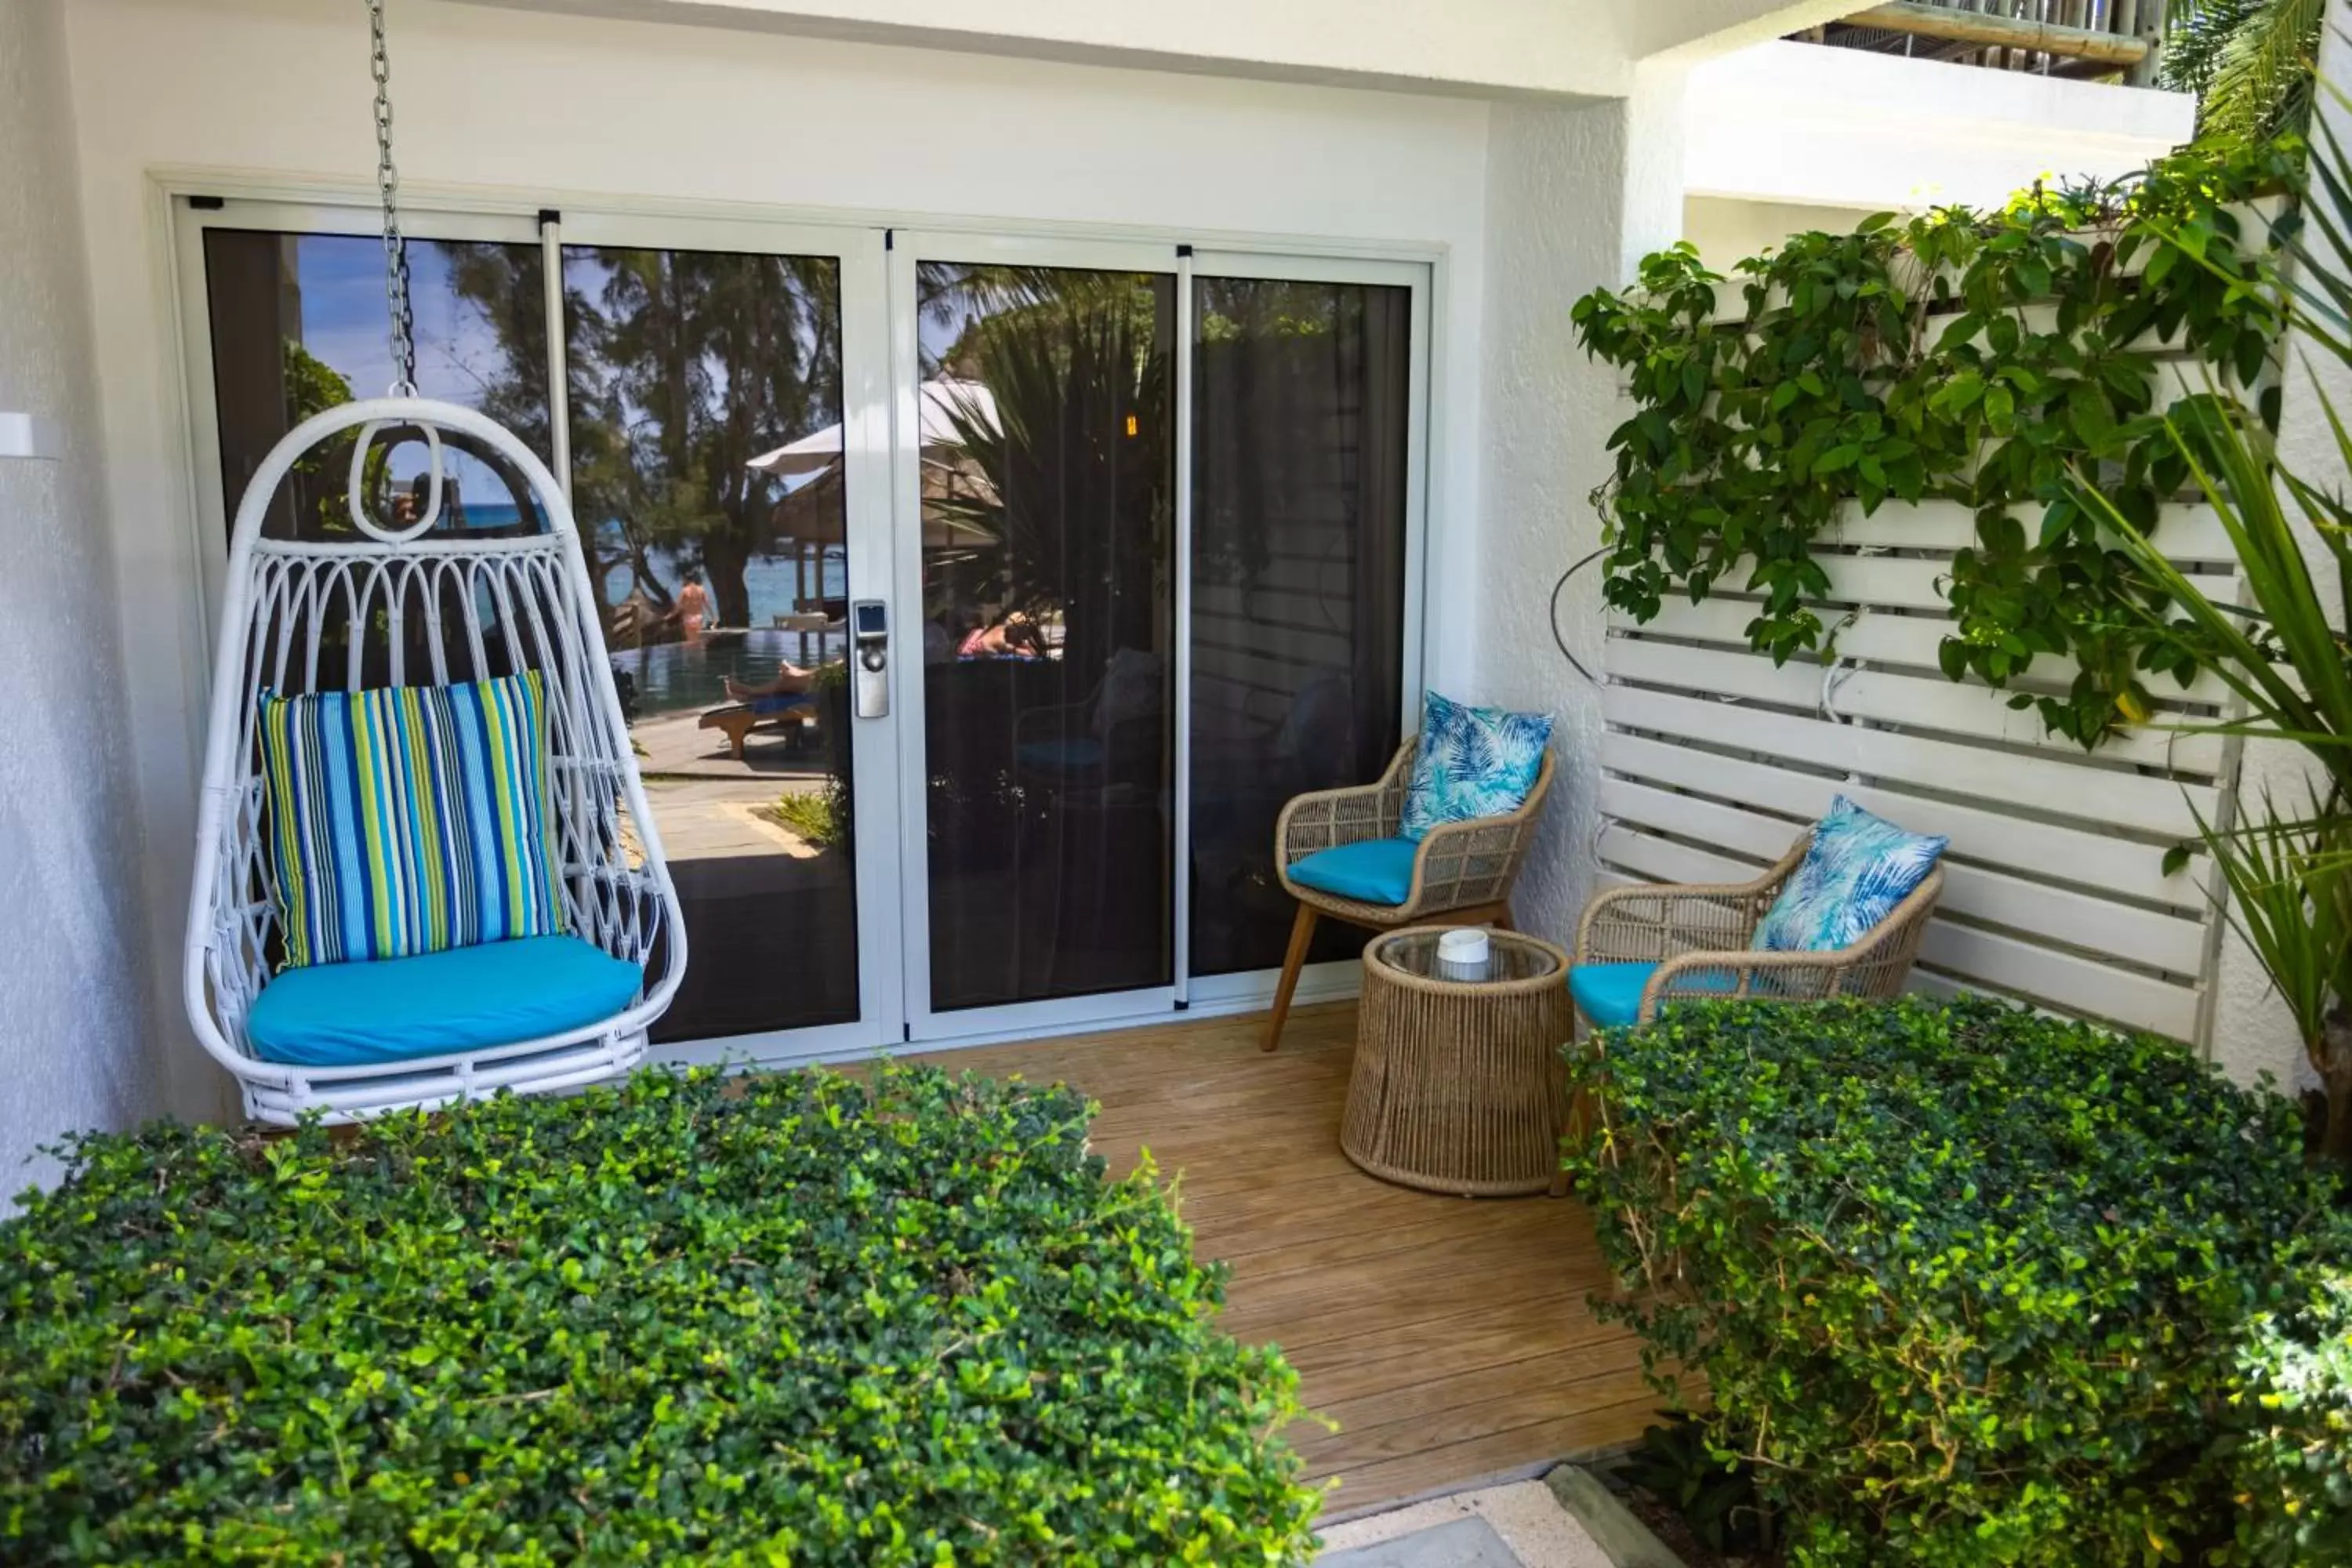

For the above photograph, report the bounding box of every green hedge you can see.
[0,1066,1321,1565]
[2227,1255,2352,1564]
[1563,996,2345,1566]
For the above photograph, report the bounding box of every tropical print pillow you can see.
[1399,691,1554,842]
[1752,797,1947,953]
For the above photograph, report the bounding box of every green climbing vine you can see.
[1570,137,2300,747]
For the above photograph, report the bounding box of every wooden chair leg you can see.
[1265,902,1319,1052]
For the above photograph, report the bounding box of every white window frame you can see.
[1181,250,1433,1014]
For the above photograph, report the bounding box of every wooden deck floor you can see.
[920,1002,1661,1519]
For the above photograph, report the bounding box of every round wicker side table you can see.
[1344,926,1574,1197]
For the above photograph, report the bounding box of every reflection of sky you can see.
[297,235,514,405]
[296,234,526,502]
[289,236,836,571]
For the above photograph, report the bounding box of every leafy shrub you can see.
[764,786,840,847]
[0,1065,1320,1565]
[2225,1245,2352,1564]
[1570,136,2299,749]
[1563,995,2340,1566]
[1615,1412,1767,1558]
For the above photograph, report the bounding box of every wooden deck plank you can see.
[913,1002,1652,1518]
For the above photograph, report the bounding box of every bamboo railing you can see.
[1798,1,2162,84]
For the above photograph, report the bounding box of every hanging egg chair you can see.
[183,401,688,1123]
[182,0,684,1123]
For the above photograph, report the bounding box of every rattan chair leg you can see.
[1265,902,1320,1052]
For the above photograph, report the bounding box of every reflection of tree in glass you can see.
[1191,280,1358,595]
[1196,279,1347,344]
[438,243,841,631]
[923,267,1171,680]
[567,250,840,630]
[279,337,363,537]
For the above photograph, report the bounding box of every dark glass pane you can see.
[201,230,552,541]
[916,263,1176,1011]
[1189,278,1410,976]
[561,245,854,1042]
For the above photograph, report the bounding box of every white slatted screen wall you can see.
[1597,267,2261,1043]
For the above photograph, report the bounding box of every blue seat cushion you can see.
[248,935,644,1067]
[1569,961,1739,1029]
[1289,837,1418,906]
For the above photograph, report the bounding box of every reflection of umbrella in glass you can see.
[750,376,1002,553]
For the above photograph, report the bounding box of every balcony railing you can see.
[1793,2,2161,83]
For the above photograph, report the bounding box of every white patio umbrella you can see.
[753,376,1003,551]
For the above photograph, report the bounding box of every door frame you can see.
[552,211,906,1068]
[886,230,1185,1044]
[1180,249,1433,1013]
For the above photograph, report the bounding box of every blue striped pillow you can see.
[257,671,568,969]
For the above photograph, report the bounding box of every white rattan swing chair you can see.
[182,0,684,1124]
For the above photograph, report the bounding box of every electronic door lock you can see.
[851,599,889,719]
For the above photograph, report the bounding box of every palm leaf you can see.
[2194,0,2325,143]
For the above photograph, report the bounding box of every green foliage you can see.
[2225,1245,2352,1563]
[2091,97,2352,1160]
[1563,996,2343,1566]
[765,786,842,847]
[1570,139,2297,748]
[0,1065,1320,1565]
[1616,1413,1766,1557]
[2162,0,2325,148]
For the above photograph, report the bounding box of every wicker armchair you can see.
[1265,739,1555,1051]
[1572,835,1944,1029]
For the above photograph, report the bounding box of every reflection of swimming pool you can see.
[608,630,846,719]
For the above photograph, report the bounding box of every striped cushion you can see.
[258,671,568,968]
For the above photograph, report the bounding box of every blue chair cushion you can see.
[749,693,812,717]
[1569,961,1740,1029]
[1289,837,1418,906]
[1753,796,1948,953]
[248,935,643,1067]
[1401,691,1553,841]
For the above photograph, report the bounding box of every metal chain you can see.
[368,0,417,396]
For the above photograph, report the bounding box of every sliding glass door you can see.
[1186,267,1417,982]
[185,203,899,1063]
[890,238,1179,1033]
[183,197,1425,1056]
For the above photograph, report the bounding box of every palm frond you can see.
[2163,0,2277,97]
[2180,0,2327,144]
[2192,782,2352,1054]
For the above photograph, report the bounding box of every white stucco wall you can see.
[1682,196,1886,272]
[1472,79,1687,949]
[1687,40,2195,212]
[62,0,1547,1109]
[457,0,1859,100]
[0,0,165,1198]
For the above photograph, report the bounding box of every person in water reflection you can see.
[665,574,710,642]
